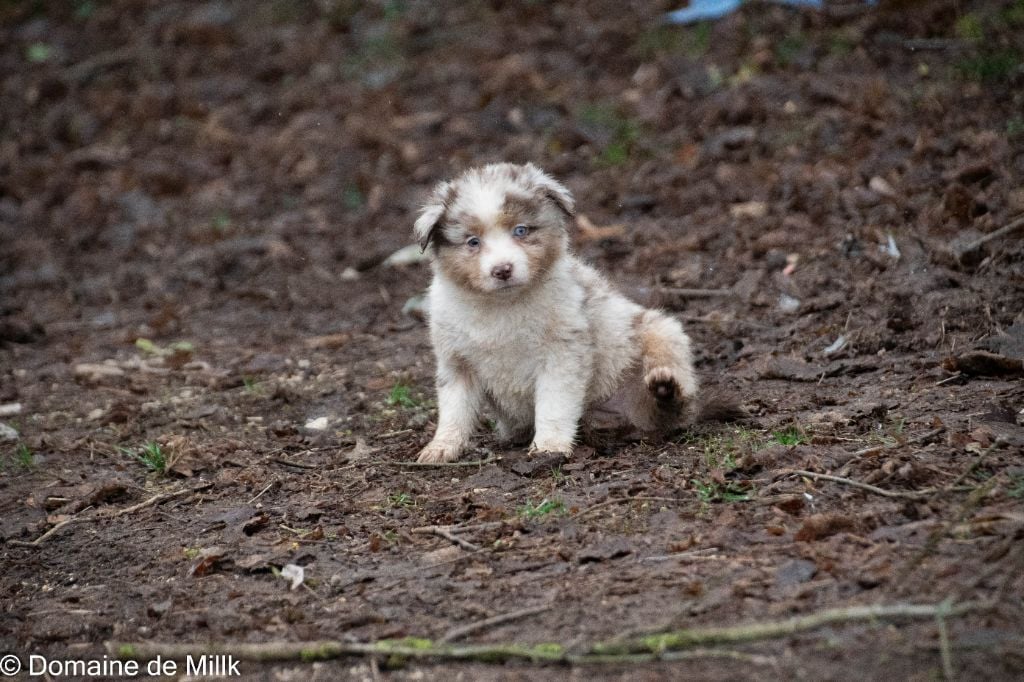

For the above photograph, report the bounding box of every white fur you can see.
[477,232,529,289]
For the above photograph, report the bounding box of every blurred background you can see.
[2,0,1021,348]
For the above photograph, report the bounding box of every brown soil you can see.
[2,1,1023,680]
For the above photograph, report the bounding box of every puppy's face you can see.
[414,163,575,295]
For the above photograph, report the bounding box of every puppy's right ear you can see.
[413,181,453,252]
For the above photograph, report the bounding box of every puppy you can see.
[414,162,697,463]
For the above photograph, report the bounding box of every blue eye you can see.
[512,224,529,237]
[466,236,481,248]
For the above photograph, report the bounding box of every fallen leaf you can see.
[190,546,228,576]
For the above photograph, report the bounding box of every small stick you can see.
[9,486,204,547]
[640,547,722,563]
[945,440,1001,490]
[439,604,553,644]
[421,521,506,534]
[936,600,955,682]
[850,427,945,457]
[412,526,481,552]
[785,469,953,500]
[248,481,277,504]
[113,488,198,517]
[935,372,963,386]
[576,495,685,519]
[378,429,414,439]
[958,213,1024,255]
[396,456,498,468]
[656,287,733,298]
[106,599,990,665]
[9,518,83,547]
[272,458,319,470]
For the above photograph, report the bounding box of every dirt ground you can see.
[2,0,1023,679]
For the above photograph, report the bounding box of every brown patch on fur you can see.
[543,190,574,218]
[434,191,568,294]
[637,312,681,376]
[419,183,457,251]
[435,243,482,291]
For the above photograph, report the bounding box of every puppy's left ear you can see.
[525,163,575,219]
[413,181,453,252]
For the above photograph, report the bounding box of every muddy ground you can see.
[2,0,1023,679]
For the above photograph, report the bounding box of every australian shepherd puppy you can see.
[413,162,698,463]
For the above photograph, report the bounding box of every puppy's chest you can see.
[438,303,576,393]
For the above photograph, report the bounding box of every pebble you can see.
[0,422,18,441]
[778,294,801,313]
[0,402,22,417]
[74,362,125,382]
[304,416,329,431]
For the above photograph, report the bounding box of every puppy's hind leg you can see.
[635,310,698,424]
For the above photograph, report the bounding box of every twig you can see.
[589,601,990,656]
[8,486,204,547]
[656,287,733,299]
[412,526,481,552]
[639,547,722,563]
[581,493,684,516]
[114,487,200,517]
[936,600,955,681]
[272,458,319,470]
[935,372,963,386]
[248,481,277,505]
[439,604,553,643]
[106,600,989,665]
[896,479,999,585]
[850,427,945,457]
[378,428,414,439]
[945,440,1001,490]
[784,469,963,500]
[396,456,498,468]
[957,213,1024,255]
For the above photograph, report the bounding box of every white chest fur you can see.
[428,264,588,399]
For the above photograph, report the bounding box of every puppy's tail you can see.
[692,389,747,424]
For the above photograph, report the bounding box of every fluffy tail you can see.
[693,390,747,423]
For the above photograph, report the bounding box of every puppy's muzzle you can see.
[491,263,514,281]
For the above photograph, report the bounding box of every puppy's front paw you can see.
[528,440,573,456]
[644,366,693,406]
[416,440,463,463]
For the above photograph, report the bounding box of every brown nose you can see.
[491,263,513,281]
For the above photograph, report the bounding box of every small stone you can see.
[868,176,897,198]
[304,417,329,431]
[0,402,22,417]
[778,294,801,314]
[0,422,18,441]
[339,267,360,281]
[729,201,768,219]
[74,362,125,383]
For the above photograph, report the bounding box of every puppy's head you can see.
[413,163,575,294]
